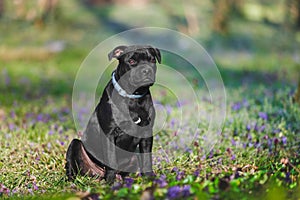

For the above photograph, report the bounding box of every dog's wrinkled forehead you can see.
[108,45,161,63]
[126,49,151,60]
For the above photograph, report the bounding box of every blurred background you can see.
[0,0,300,101]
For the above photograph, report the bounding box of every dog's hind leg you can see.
[65,139,82,181]
[65,139,105,181]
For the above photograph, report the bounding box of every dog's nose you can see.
[141,68,152,75]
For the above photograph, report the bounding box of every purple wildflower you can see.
[9,123,15,131]
[48,130,54,135]
[282,136,287,145]
[28,188,33,195]
[58,128,63,134]
[35,156,40,161]
[181,185,191,197]
[272,128,280,134]
[267,139,272,150]
[26,112,34,119]
[259,125,266,132]
[185,147,192,153]
[61,107,70,114]
[166,105,172,115]
[10,111,16,119]
[231,154,236,160]
[12,188,18,194]
[37,114,44,121]
[254,140,260,148]
[194,169,200,177]
[111,182,122,190]
[242,99,249,108]
[218,158,223,164]
[0,184,10,195]
[171,167,179,173]
[247,134,252,141]
[124,177,134,188]
[176,171,185,181]
[285,172,291,184]
[33,182,39,190]
[176,101,182,108]
[167,185,191,199]
[154,175,167,188]
[243,143,247,148]
[231,139,236,146]
[209,150,214,158]
[246,124,251,131]
[258,112,268,120]
[170,118,176,128]
[167,186,181,199]
[231,102,242,111]
[254,123,259,132]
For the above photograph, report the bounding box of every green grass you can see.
[0,84,299,199]
[1,1,300,199]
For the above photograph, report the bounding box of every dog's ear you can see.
[154,48,161,64]
[150,48,161,64]
[108,45,128,61]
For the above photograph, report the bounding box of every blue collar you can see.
[112,72,146,99]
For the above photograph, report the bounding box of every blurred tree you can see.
[212,0,244,34]
[35,0,59,26]
[231,0,244,17]
[8,0,60,26]
[296,0,300,28]
[181,4,199,35]
[0,0,4,18]
[285,0,300,29]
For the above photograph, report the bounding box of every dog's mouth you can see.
[142,77,155,83]
[131,76,155,88]
[140,77,155,87]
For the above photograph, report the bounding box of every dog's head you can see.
[108,45,161,94]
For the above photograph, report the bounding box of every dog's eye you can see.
[128,59,137,65]
[150,58,156,63]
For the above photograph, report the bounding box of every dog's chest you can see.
[109,98,151,129]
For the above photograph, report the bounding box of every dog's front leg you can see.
[139,137,153,176]
[104,134,117,183]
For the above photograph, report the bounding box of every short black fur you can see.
[66,45,161,183]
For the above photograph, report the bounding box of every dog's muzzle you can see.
[137,66,155,85]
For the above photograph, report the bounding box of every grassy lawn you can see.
[1,1,300,199]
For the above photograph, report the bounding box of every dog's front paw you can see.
[105,170,116,184]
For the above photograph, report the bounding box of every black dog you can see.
[66,45,161,183]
